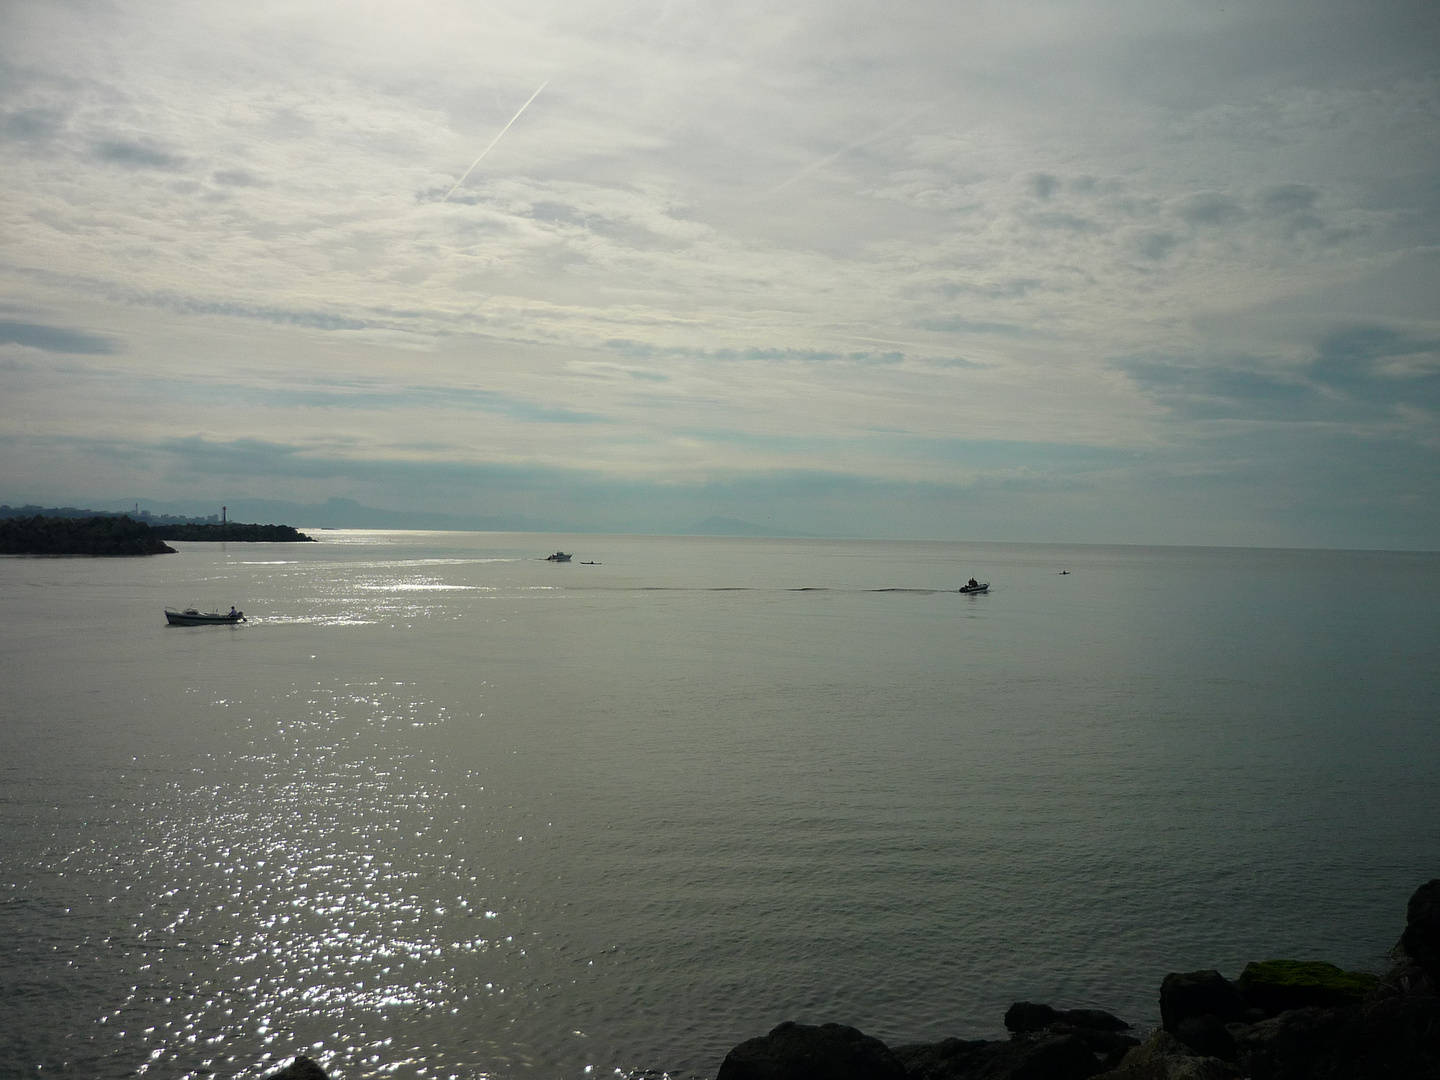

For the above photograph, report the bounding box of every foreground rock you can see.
[262,1056,328,1080]
[1401,878,1440,982]
[716,1022,906,1080]
[1004,1001,1131,1034]
[896,1030,1105,1079]
[1104,1032,1240,1080]
[1236,959,1379,1015]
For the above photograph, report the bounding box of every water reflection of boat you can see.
[165,608,245,625]
[545,552,572,562]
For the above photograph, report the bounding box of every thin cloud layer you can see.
[1,0,1436,545]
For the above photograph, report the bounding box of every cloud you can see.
[1261,184,1319,214]
[0,320,120,355]
[1176,192,1245,226]
[1309,327,1440,409]
[1131,231,1179,260]
[0,106,66,143]
[1121,326,1440,421]
[0,0,1437,546]
[93,139,186,170]
[212,168,265,187]
[602,340,905,366]
[1028,173,1060,200]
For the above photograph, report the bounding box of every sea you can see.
[2,533,1438,1080]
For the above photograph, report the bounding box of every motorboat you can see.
[165,608,245,625]
[545,552,572,562]
[958,582,989,594]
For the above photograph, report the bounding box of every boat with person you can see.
[165,607,245,625]
[958,581,989,594]
[545,552,572,562]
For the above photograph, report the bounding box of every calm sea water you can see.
[2,533,1438,1080]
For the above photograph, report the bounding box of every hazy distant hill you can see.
[685,516,817,538]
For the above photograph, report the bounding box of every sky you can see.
[1,0,1437,547]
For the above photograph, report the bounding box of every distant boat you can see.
[545,552,572,562]
[958,582,989,594]
[580,560,600,565]
[165,608,245,625]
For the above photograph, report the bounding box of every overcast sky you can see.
[2,0,1437,546]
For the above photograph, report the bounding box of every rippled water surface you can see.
[3,533,1438,1080]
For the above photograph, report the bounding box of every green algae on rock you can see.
[1238,960,1381,1015]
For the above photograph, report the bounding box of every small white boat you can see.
[958,582,988,594]
[545,552,572,562]
[165,608,245,625]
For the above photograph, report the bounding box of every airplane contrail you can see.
[769,101,938,195]
[441,80,549,203]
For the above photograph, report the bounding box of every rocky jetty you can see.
[0,514,176,555]
[149,521,315,542]
[263,879,1440,1080]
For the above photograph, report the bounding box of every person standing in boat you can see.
[967,578,978,589]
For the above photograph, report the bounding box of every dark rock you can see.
[1401,878,1440,982]
[1159,971,1252,1032]
[1003,1001,1130,1034]
[1048,1023,1141,1054]
[1004,1002,1061,1033]
[1060,1007,1131,1033]
[1106,1032,1241,1080]
[1233,995,1440,1080]
[893,1032,1102,1080]
[893,1036,996,1080]
[1171,1014,1236,1061]
[715,1021,906,1080]
[1231,1005,1342,1080]
[1367,958,1434,1002]
[264,1056,329,1080]
[1237,959,1381,1016]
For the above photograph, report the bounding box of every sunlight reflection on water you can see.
[86,682,504,1080]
